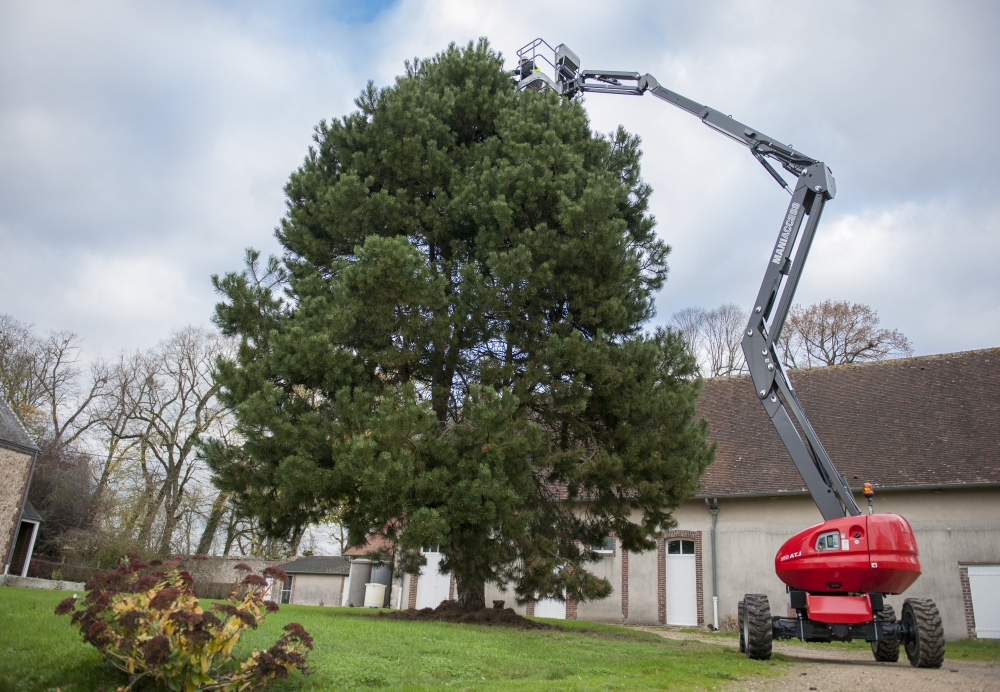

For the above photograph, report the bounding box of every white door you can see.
[415,548,451,609]
[534,595,566,619]
[665,539,697,626]
[969,565,1000,639]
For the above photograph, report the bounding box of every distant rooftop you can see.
[276,555,351,576]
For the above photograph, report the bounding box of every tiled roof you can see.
[344,534,393,557]
[276,555,351,575]
[696,348,1000,496]
[0,396,39,451]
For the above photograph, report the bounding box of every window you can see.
[667,539,695,555]
[592,536,615,555]
[421,545,441,554]
[815,530,841,552]
[280,577,293,604]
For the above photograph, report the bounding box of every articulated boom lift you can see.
[515,39,944,668]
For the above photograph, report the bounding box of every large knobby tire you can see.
[738,601,746,653]
[742,594,772,660]
[902,598,944,668]
[871,604,900,662]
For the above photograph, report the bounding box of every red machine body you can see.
[775,513,921,595]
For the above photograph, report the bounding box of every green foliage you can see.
[53,556,311,691]
[208,38,713,607]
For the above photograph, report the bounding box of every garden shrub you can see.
[55,555,311,691]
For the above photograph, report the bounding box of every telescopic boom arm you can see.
[515,39,861,521]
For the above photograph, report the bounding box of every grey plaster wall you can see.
[576,547,622,623]
[627,547,661,625]
[696,489,1000,641]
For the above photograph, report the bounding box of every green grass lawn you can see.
[0,587,784,692]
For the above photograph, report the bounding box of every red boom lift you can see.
[515,39,944,668]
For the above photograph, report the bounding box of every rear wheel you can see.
[742,594,772,660]
[737,601,746,653]
[902,598,944,668]
[871,604,900,662]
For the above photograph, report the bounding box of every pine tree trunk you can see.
[456,574,486,611]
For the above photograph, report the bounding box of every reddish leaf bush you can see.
[55,554,311,691]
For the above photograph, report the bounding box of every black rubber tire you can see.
[742,593,772,660]
[902,598,944,668]
[871,604,900,662]
[738,601,746,653]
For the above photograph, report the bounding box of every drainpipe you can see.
[705,498,720,630]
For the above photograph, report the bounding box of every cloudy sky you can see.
[2,0,999,361]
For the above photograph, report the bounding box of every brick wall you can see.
[656,530,704,626]
[566,593,578,620]
[657,537,666,624]
[407,572,418,609]
[621,548,629,622]
[958,565,977,638]
[0,444,33,571]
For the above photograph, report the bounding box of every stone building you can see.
[399,349,1000,640]
[1,397,41,577]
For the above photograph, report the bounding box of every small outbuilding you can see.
[275,555,351,607]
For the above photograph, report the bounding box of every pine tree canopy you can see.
[208,39,714,609]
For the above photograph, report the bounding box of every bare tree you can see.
[125,327,230,555]
[89,353,148,507]
[780,300,913,368]
[702,303,748,377]
[672,303,748,378]
[0,314,47,430]
[34,332,110,449]
[671,307,707,361]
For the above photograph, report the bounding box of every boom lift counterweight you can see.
[515,38,944,668]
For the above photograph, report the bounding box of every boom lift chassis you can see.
[515,39,944,668]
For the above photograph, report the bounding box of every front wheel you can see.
[742,593,772,660]
[871,604,900,662]
[737,601,745,653]
[902,598,944,668]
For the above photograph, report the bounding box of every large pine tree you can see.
[208,40,713,609]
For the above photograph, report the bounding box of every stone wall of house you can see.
[0,444,33,572]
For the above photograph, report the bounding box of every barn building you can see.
[396,349,1000,640]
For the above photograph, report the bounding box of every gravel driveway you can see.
[632,626,999,692]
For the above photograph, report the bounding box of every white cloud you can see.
[1,0,998,362]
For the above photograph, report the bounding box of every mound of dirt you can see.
[381,600,555,630]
